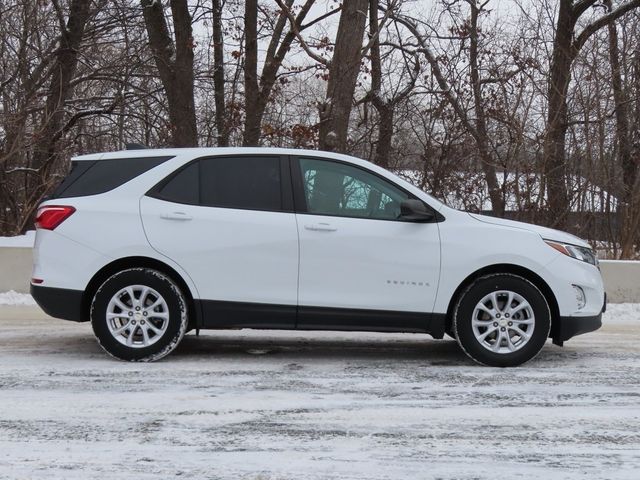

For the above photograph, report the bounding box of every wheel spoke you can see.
[147,311,169,320]
[139,287,151,307]
[509,301,531,316]
[505,291,514,311]
[472,318,494,327]
[511,326,530,340]
[113,298,130,312]
[141,325,151,346]
[126,287,137,308]
[113,322,131,335]
[145,321,163,334]
[513,317,534,325]
[126,326,137,345]
[107,312,129,320]
[476,303,496,317]
[146,298,163,310]
[490,292,500,312]
[491,331,503,351]
[477,326,498,341]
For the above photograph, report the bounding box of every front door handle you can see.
[161,211,193,221]
[304,222,337,232]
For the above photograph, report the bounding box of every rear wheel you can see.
[91,268,188,361]
[453,273,551,367]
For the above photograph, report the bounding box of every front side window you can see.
[298,158,409,220]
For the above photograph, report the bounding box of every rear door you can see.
[140,155,298,328]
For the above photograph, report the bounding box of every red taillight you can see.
[35,206,76,230]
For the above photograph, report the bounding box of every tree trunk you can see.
[141,0,198,147]
[469,1,504,216]
[242,0,259,146]
[212,0,228,146]
[607,8,632,257]
[318,0,368,152]
[31,0,91,173]
[542,0,575,227]
[374,105,394,169]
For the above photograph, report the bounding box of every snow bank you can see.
[0,290,37,306]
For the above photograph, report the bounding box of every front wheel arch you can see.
[444,264,560,338]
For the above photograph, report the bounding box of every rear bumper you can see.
[30,284,85,322]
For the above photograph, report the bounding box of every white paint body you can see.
[32,147,605,320]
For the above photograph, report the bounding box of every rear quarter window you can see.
[50,156,173,199]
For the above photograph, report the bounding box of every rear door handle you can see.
[161,211,193,221]
[304,222,337,232]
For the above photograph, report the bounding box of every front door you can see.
[292,156,441,331]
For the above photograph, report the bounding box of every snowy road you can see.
[1,304,639,479]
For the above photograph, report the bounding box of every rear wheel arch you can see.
[444,264,560,335]
[83,257,199,328]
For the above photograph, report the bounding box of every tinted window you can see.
[52,156,172,199]
[200,156,281,211]
[49,161,96,198]
[153,162,199,205]
[299,158,408,220]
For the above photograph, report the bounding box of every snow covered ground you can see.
[0,304,639,480]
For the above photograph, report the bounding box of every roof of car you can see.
[71,147,359,162]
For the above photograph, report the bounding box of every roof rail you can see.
[125,143,148,150]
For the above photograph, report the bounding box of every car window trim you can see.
[290,155,444,223]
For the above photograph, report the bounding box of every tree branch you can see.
[274,0,329,66]
[574,0,640,52]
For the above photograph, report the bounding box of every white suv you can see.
[31,147,605,366]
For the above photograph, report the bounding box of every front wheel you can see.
[453,273,551,367]
[91,268,188,362]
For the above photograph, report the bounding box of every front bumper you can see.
[31,284,85,322]
[553,293,606,345]
[556,313,602,342]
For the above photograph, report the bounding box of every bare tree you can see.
[243,0,320,146]
[390,4,508,215]
[141,0,198,147]
[365,0,419,168]
[318,0,369,152]
[212,0,228,146]
[543,0,640,227]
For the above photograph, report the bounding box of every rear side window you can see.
[150,156,283,211]
[153,162,199,205]
[51,156,173,199]
[200,156,281,210]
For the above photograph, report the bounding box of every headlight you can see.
[544,240,598,266]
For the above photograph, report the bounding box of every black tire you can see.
[91,268,188,362]
[453,273,551,367]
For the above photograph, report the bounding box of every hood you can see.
[468,213,591,248]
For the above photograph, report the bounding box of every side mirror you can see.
[399,199,435,222]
